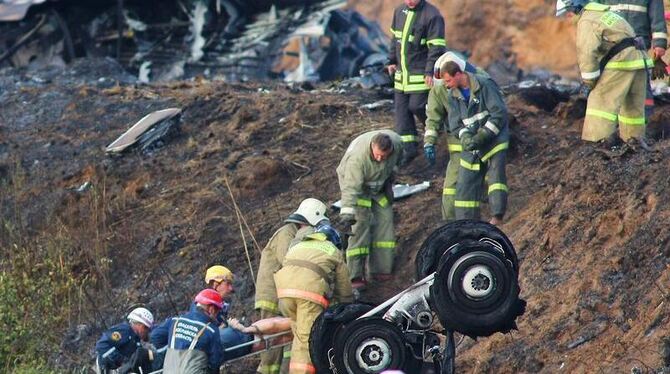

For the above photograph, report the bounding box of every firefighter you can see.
[152,289,224,373]
[387,0,446,165]
[254,198,329,374]
[600,0,667,118]
[424,51,493,221]
[95,307,154,374]
[557,1,649,142]
[439,61,509,225]
[337,130,403,289]
[274,223,353,374]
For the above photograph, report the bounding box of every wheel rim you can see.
[338,317,406,374]
[446,250,508,311]
[462,264,494,298]
[354,337,392,372]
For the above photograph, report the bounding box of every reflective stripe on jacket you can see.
[576,3,649,82]
[425,62,490,145]
[254,223,299,313]
[388,0,446,92]
[151,309,223,372]
[274,233,353,307]
[600,0,667,48]
[95,322,141,369]
[336,130,403,216]
[446,72,509,148]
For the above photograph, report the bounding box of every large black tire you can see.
[430,241,525,338]
[309,303,374,373]
[415,220,519,279]
[333,317,408,374]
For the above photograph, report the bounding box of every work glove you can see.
[423,143,436,165]
[471,128,493,149]
[340,213,356,233]
[582,79,596,90]
[652,58,669,80]
[118,347,152,374]
[460,132,476,152]
[579,84,591,98]
[383,176,395,204]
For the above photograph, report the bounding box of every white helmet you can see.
[286,198,329,226]
[128,307,154,328]
[433,51,468,86]
[434,51,467,73]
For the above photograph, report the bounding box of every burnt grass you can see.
[1,60,670,373]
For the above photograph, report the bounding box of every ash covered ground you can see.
[2,56,670,373]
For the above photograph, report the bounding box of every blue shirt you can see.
[150,307,223,371]
[459,87,471,103]
[95,322,141,369]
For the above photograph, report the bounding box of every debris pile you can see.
[0,0,390,83]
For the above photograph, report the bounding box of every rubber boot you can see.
[400,142,418,166]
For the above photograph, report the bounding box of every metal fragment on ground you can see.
[331,181,430,209]
[106,108,182,154]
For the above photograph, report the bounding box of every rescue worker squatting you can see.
[388,0,446,165]
[95,307,154,374]
[151,289,224,373]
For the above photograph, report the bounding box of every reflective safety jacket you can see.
[425,59,490,146]
[254,222,299,314]
[600,0,667,49]
[576,3,649,83]
[274,233,353,308]
[151,308,223,373]
[336,130,403,216]
[95,322,141,369]
[389,0,446,93]
[446,72,509,159]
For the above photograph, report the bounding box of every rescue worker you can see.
[600,0,667,118]
[439,61,509,225]
[557,1,649,142]
[254,198,329,374]
[152,289,224,373]
[274,223,353,374]
[95,307,154,374]
[424,51,493,221]
[388,0,446,165]
[204,265,254,360]
[337,130,403,289]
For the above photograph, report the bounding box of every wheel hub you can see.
[354,337,392,372]
[462,265,494,298]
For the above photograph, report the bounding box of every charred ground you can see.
[1,59,670,373]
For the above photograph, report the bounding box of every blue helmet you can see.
[315,223,343,250]
[556,0,589,16]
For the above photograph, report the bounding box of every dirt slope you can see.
[1,59,670,373]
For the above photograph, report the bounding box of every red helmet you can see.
[194,288,223,309]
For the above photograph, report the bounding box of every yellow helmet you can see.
[205,265,234,284]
